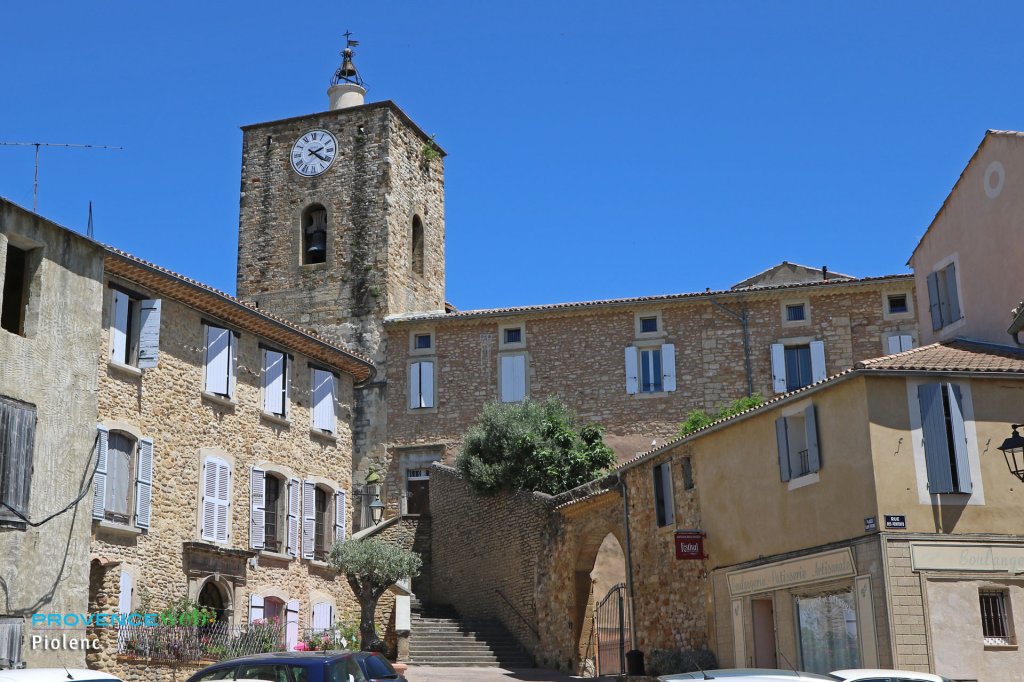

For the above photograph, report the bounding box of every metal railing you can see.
[797,448,810,476]
[115,622,285,663]
[494,588,539,640]
[596,583,629,676]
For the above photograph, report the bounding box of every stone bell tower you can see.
[235,37,446,512]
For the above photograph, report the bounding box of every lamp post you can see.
[369,495,385,525]
[996,424,1024,482]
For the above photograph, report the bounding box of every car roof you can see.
[660,669,837,681]
[0,671,123,682]
[831,669,946,682]
[219,651,356,663]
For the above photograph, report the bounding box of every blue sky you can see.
[2,2,1022,310]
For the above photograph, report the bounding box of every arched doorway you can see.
[578,532,628,676]
[197,579,230,626]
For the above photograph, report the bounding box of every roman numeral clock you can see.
[290,130,337,177]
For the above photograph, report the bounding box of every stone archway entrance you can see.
[198,579,229,624]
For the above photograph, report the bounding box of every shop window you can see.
[980,590,1014,645]
[796,589,859,674]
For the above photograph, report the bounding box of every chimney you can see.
[328,34,366,110]
[822,265,829,281]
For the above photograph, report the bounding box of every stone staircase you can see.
[408,598,533,668]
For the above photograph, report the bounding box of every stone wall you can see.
[368,516,433,602]
[0,201,105,667]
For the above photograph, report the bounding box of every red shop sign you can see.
[674,532,706,560]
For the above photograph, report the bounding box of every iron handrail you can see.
[493,588,540,640]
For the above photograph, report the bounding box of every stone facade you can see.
[0,200,105,668]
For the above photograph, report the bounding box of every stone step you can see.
[409,603,533,668]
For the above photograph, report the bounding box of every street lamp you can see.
[997,424,1024,482]
[369,495,385,525]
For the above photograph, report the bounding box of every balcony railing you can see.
[115,622,285,663]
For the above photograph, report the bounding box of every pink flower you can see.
[293,642,308,651]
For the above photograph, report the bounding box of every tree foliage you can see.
[329,539,422,650]
[677,394,764,438]
[455,397,616,496]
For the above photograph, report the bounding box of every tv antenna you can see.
[0,141,124,213]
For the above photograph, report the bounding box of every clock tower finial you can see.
[328,32,367,110]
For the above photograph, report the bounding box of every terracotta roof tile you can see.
[856,339,1024,373]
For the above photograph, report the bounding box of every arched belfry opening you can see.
[411,215,424,276]
[302,204,328,265]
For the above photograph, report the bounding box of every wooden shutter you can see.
[249,594,265,622]
[287,478,300,558]
[215,459,230,543]
[111,290,130,363]
[804,405,820,473]
[775,417,791,482]
[137,299,162,368]
[770,344,787,393]
[334,489,347,544]
[312,369,335,432]
[202,457,230,542]
[302,480,315,559]
[809,341,827,383]
[286,600,300,651]
[205,326,231,395]
[946,384,972,493]
[118,570,133,615]
[408,362,421,408]
[263,350,285,415]
[899,335,914,352]
[887,335,902,355]
[945,263,961,323]
[92,425,109,520]
[500,355,526,402]
[420,361,435,408]
[625,347,639,394]
[312,602,332,631]
[918,384,954,493]
[250,467,266,550]
[927,272,943,330]
[0,398,35,519]
[134,437,154,529]
[662,344,677,392]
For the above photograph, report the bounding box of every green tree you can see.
[455,397,616,496]
[677,394,764,438]
[328,539,422,651]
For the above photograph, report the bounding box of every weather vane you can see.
[332,31,365,87]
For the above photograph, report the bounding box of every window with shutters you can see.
[311,369,336,433]
[203,325,236,400]
[776,405,821,485]
[0,396,35,525]
[200,455,231,544]
[92,426,153,530]
[263,473,285,553]
[652,461,674,527]
[499,353,528,403]
[0,617,24,668]
[264,596,284,623]
[625,344,677,396]
[885,333,915,355]
[103,432,135,524]
[926,261,963,332]
[261,349,290,419]
[980,590,1014,645]
[771,340,826,393]
[918,382,972,495]
[314,486,330,561]
[1,242,40,338]
[409,360,435,409]
[108,287,162,369]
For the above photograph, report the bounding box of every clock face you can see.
[290,129,338,177]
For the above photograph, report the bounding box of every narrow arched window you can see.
[411,215,424,276]
[302,204,328,265]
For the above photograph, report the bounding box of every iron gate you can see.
[595,583,629,676]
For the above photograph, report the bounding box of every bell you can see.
[339,50,358,79]
[306,229,326,259]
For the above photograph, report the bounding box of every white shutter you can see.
[625,347,639,394]
[899,334,914,352]
[312,369,335,432]
[286,600,300,651]
[810,340,827,383]
[134,437,154,530]
[408,362,421,408]
[215,459,230,543]
[287,478,300,558]
[513,355,526,401]
[201,459,217,540]
[137,299,162,368]
[500,356,515,402]
[662,344,677,392]
[263,350,285,415]
[770,343,787,393]
[205,326,231,395]
[111,290,130,363]
[118,570,133,615]
[334,489,347,544]
[250,467,266,550]
[312,602,332,631]
[302,480,315,560]
[887,335,902,355]
[92,426,109,520]
[420,361,435,408]
[249,594,265,623]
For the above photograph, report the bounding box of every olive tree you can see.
[328,538,422,650]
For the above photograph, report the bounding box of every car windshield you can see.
[361,655,397,678]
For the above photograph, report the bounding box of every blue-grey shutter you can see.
[945,263,961,323]
[134,437,154,529]
[287,477,300,558]
[250,467,266,550]
[334,489,347,544]
[770,344,787,394]
[302,480,316,560]
[804,405,820,473]
[946,384,972,493]
[927,272,942,330]
[625,348,639,395]
[111,290,130,363]
[137,299,162,368]
[918,384,954,493]
[92,425,109,520]
[776,417,791,482]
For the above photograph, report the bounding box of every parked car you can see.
[183,651,406,682]
[0,671,124,682]
[830,669,954,682]
[658,669,838,680]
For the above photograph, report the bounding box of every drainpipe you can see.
[710,297,754,397]
[617,473,638,651]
